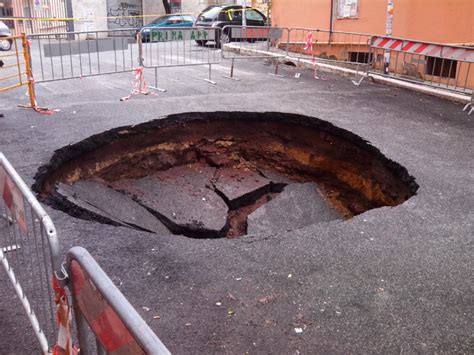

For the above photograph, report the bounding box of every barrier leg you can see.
[351,76,365,86]
[267,60,285,78]
[203,64,216,85]
[222,58,241,81]
[75,308,91,355]
[463,103,474,115]
[96,338,107,355]
[462,91,474,115]
[147,67,166,92]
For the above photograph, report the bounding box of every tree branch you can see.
[162,0,171,14]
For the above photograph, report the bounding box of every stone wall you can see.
[72,0,108,34]
[181,0,209,15]
[142,0,165,24]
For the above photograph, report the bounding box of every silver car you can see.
[0,21,12,51]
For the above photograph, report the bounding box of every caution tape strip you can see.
[120,66,154,101]
[0,13,194,22]
[0,9,260,22]
[52,277,78,355]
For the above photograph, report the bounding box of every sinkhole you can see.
[33,112,419,239]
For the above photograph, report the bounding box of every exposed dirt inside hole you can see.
[33,112,419,239]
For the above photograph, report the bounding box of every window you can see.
[170,0,181,13]
[183,15,194,22]
[201,6,222,20]
[337,0,359,19]
[246,9,265,21]
[426,57,457,79]
[348,51,373,64]
[226,8,242,22]
[151,16,169,25]
[166,16,183,24]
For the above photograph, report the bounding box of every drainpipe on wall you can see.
[384,0,394,74]
[65,0,74,38]
[329,0,334,43]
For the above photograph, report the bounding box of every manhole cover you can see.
[34,112,418,238]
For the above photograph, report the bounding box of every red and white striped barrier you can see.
[371,36,474,63]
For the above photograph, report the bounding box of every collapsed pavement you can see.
[33,112,417,240]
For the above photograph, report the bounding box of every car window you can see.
[183,15,194,22]
[150,16,169,25]
[166,16,183,24]
[246,9,265,22]
[225,8,242,22]
[200,6,222,20]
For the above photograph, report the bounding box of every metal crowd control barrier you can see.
[221,25,288,79]
[0,152,61,353]
[286,28,373,78]
[138,26,222,86]
[28,28,140,83]
[368,35,474,98]
[66,246,170,354]
[0,153,170,353]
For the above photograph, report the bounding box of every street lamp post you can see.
[243,0,247,28]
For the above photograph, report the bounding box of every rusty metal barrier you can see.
[221,25,289,79]
[0,33,54,113]
[138,26,222,86]
[0,35,28,93]
[0,34,37,96]
[0,152,62,353]
[66,246,170,354]
[368,35,474,102]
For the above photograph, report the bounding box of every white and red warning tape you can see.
[371,36,474,63]
[120,66,155,101]
[303,32,325,80]
[52,277,78,355]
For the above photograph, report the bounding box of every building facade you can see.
[3,0,273,34]
[272,0,473,90]
[272,0,473,45]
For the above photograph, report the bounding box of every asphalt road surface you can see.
[0,48,473,354]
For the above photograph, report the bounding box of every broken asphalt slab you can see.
[116,175,229,238]
[213,167,272,209]
[56,181,170,235]
[247,183,342,235]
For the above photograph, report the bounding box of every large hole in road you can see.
[33,112,418,239]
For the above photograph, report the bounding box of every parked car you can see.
[0,21,12,51]
[138,14,195,42]
[194,5,267,46]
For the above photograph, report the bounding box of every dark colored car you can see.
[0,21,12,51]
[194,5,267,46]
[139,14,195,42]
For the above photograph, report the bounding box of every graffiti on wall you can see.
[107,1,143,29]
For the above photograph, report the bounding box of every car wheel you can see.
[0,38,12,51]
[218,32,231,48]
[195,40,208,46]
